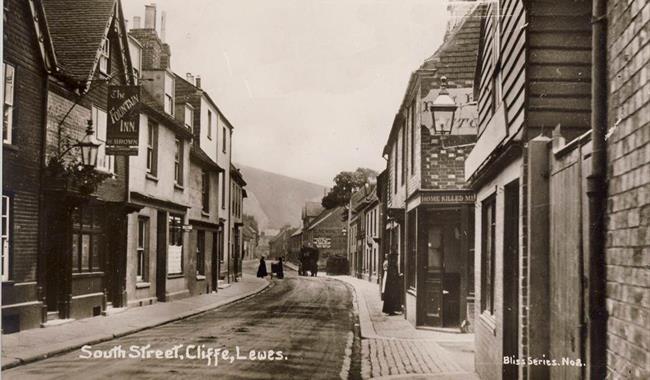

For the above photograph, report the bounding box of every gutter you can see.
[586,0,608,378]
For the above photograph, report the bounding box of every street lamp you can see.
[78,119,100,168]
[429,76,458,135]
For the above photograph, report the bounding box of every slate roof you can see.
[41,0,117,81]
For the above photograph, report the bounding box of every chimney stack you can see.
[160,11,167,42]
[186,72,194,84]
[133,16,141,29]
[195,75,201,89]
[144,3,156,29]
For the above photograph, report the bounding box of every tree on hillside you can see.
[321,168,378,209]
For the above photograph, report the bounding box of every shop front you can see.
[405,190,474,329]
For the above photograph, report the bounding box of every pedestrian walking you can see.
[257,256,268,278]
[276,257,284,279]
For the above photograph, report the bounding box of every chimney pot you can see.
[144,4,157,29]
[133,16,141,29]
[195,76,201,89]
[186,72,194,83]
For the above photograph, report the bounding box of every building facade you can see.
[39,0,138,322]
[230,164,246,280]
[465,0,593,378]
[383,3,483,331]
[2,0,51,332]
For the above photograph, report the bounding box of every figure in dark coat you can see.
[257,257,268,278]
[276,257,284,279]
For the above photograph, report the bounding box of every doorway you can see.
[211,231,220,291]
[155,210,167,302]
[443,272,461,327]
[420,224,443,327]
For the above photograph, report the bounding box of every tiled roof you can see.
[41,0,116,81]
[421,3,486,86]
[383,3,486,152]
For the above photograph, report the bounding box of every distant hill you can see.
[238,165,328,230]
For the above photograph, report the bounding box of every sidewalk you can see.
[1,273,269,371]
[327,273,478,380]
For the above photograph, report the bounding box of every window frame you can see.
[167,214,184,275]
[71,206,103,273]
[221,172,226,209]
[184,105,193,132]
[481,195,496,315]
[146,121,158,175]
[201,170,210,213]
[196,230,205,276]
[207,109,212,140]
[136,217,149,282]
[99,38,110,75]
[3,62,15,144]
[92,106,114,173]
[174,138,184,186]
[222,126,227,153]
[2,195,11,282]
[164,73,174,116]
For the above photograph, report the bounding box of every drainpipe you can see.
[587,0,608,378]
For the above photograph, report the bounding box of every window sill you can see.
[201,211,210,218]
[136,282,151,289]
[72,271,104,278]
[479,311,497,336]
[146,173,159,182]
[3,143,18,152]
[196,275,206,281]
[174,183,184,191]
[167,273,184,279]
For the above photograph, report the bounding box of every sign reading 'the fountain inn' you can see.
[106,85,140,155]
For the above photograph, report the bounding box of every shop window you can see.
[168,214,183,275]
[1,195,11,281]
[3,63,15,144]
[93,106,114,173]
[481,195,496,314]
[197,230,205,276]
[71,207,103,273]
[137,217,149,282]
[146,121,158,175]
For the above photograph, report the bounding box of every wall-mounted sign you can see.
[313,237,331,249]
[420,191,475,205]
[106,85,140,156]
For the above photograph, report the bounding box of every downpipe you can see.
[587,0,608,378]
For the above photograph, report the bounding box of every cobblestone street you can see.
[328,274,477,380]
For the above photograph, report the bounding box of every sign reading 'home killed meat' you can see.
[106,85,140,156]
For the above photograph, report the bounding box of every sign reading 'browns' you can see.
[106,85,140,156]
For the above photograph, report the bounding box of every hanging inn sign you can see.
[407,190,476,211]
[106,85,140,156]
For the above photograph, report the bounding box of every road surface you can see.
[4,266,356,380]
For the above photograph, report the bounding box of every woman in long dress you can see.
[257,257,268,278]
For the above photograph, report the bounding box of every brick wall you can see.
[606,0,650,378]
[420,129,475,190]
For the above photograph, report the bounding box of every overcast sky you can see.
[122,0,449,186]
